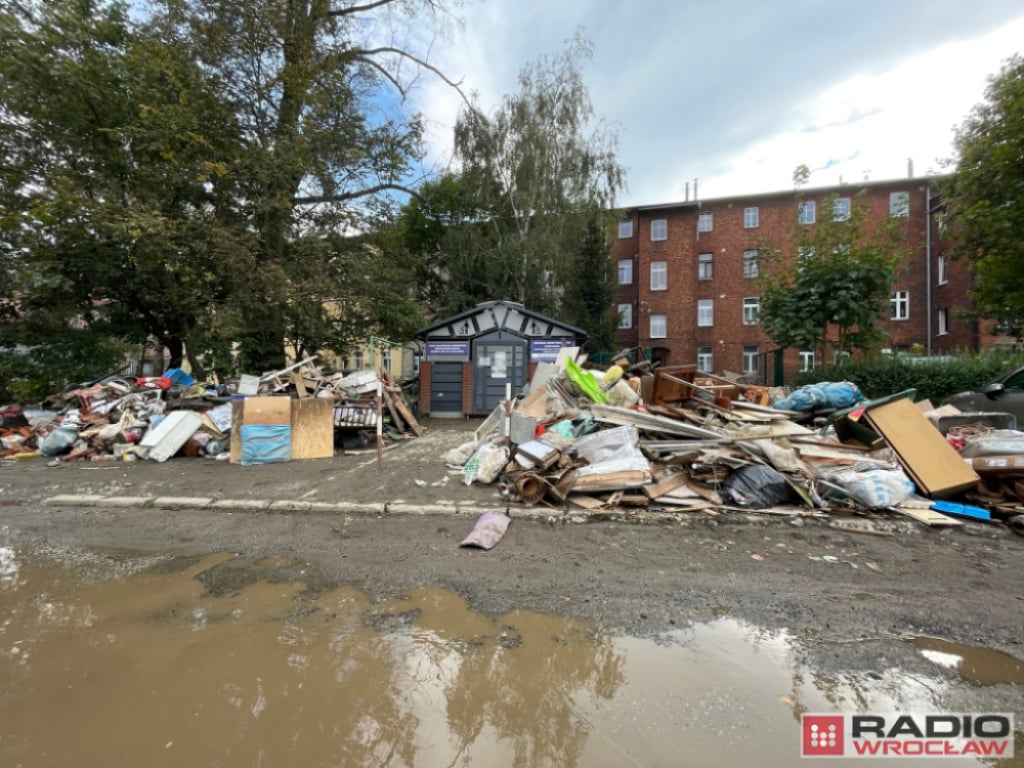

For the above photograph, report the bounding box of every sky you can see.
[405,0,1024,208]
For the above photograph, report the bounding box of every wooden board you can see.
[290,398,334,460]
[239,396,292,425]
[388,386,423,437]
[381,388,406,432]
[893,505,964,527]
[864,397,979,498]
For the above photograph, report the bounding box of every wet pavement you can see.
[1,547,1021,767]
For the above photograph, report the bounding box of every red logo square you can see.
[803,715,845,756]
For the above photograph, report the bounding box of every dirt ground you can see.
[1,416,1022,708]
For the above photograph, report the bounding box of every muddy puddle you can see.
[0,547,1021,767]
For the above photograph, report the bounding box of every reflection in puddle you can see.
[913,636,1024,686]
[0,549,1020,768]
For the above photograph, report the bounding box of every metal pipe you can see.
[925,183,933,355]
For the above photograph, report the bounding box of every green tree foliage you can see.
[449,33,626,317]
[0,0,247,377]
[560,214,618,355]
[1,0,452,390]
[758,191,909,362]
[937,54,1024,339]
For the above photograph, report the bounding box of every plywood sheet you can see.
[290,398,334,460]
[864,397,978,498]
[240,396,292,425]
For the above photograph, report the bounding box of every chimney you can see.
[685,182,689,202]
[694,178,699,202]
[908,158,914,178]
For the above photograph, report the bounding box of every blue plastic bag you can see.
[239,424,291,465]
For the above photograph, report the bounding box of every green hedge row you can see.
[794,351,1024,404]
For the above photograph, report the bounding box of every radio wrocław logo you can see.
[801,713,1014,758]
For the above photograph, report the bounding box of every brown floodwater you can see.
[0,546,1020,767]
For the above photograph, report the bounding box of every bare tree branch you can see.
[324,0,402,18]
[292,182,425,205]
[352,45,467,99]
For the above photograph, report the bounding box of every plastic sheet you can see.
[774,381,863,412]
[239,424,291,466]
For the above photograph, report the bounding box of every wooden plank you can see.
[291,371,309,398]
[230,401,243,464]
[642,472,690,499]
[893,505,964,527]
[290,398,334,460]
[381,388,406,432]
[388,386,423,437]
[241,396,292,425]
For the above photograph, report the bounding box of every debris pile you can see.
[449,356,1024,536]
[0,357,421,464]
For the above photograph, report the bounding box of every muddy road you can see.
[1,417,1023,765]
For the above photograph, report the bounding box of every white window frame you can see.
[890,191,909,217]
[743,249,759,278]
[650,313,667,339]
[618,220,633,238]
[698,252,713,281]
[742,297,760,326]
[798,200,816,224]
[698,211,713,232]
[937,308,949,336]
[742,345,759,374]
[381,348,392,372]
[353,351,364,369]
[650,261,667,291]
[744,207,759,229]
[651,219,668,241]
[937,254,948,285]
[617,304,632,329]
[697,346,713,373]
[617,259,633,285]
[799,350,815,372]
[697,299,714,327]
[833,197,851,221]
[890,290,909,321]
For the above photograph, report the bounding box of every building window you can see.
[698,211,713,232]
[890,191,909,217]
[618,220,633,238]
[617,304,632,329]
[743,249,759,278]
[617,259,632,285]
[937,254,948,285]
[742,297,760,326]
[697,346,713,373]
[938,308,949,336]
[381,348,392,372]
[651,219,667,241]
[798,200,816,224]
[799,350,815,372]
[890,290,909,321]
[744,207,759,229]
[697,299,713,327]
[833,197,851,221]
[698,252,713,280]
[743,345,759,374]
[353,351,364,369]
[650,261,667,291]
[650,313,667,339]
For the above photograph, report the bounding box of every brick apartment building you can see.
[610,176,987,383]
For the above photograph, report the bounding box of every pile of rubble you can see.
[448,357,1024,536]
[0,357,421,464]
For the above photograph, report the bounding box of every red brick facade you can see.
[611,177,987,382]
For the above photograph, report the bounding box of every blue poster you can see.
[530,339,566,362]
[426,341,469,357]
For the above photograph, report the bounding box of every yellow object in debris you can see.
[601,365,624,386]
[13,451,40,460]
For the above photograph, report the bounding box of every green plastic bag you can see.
[565,358,607,404]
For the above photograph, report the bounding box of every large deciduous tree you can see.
[449,33,626,318]
[937,54,1024,339]
[758,190,909,363]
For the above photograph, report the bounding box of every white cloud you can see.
[406,1,1024,205]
